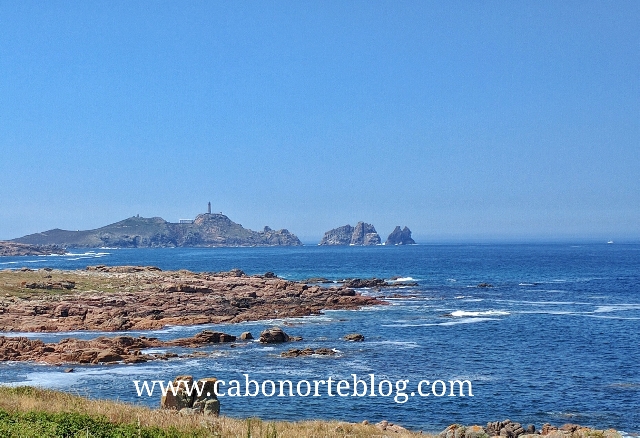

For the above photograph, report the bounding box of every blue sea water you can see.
[1,244,639,433]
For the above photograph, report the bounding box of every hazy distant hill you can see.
[12,214,302,248]
[0,241,66,256]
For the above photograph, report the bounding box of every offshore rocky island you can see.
[319,222,416,246]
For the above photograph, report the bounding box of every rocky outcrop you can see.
[0,268,384,333]
[22,280,75,290]
[319,222,380,246]
[439,421,621,438]
[319,225,353,245]
[351,222,381,245]
[160,375,220,416]
[12,214,302,248]
[384,226,415,245]
[376,420,409,434]
[259,327,291,343]
[280,347,335,357]
[342,278,388,288]
[0,241,66,257]
[240,331,253,341]
[343,333,365,342]
[0,330,236,364]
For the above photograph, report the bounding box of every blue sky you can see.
[1,1,638,242]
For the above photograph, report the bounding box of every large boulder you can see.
[160,375,195,410]
[192,377,219,416]
[385,226,416,245]
[259,327,290,343]
[161,376,220,416]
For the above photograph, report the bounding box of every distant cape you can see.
[12,214,302,248]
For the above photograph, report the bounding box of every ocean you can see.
[1,244,638,433]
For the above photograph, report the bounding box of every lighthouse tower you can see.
[208,202,211,214]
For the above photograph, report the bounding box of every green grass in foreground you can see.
[0,386,423,437]
[0,410,195,438]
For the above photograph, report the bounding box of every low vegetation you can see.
[0,386,426,437]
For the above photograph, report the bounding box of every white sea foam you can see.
[5,363,163,389]
[448,373,495,382]
[585,315,640,320]
[494,299,592,306]
[64,251,110,257]
[593,304,640,313]
[450,310,510,317]
[365,340,420,349]
[140,348,168,354]
[437,317,499,326]
[340,360,374,372]
[0,259,45,265]
[389,277,415,282]
[382,317,498,327]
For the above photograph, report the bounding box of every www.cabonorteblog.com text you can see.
[133,374,473,404]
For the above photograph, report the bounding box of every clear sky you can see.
[1,1,638,243]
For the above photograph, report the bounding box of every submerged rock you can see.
[280,348,335,357]
[343,333,365,342]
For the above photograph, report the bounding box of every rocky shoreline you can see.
[0,329,235,364]
[0,241,66,257]
[0,266,384,333]
[435,421,622,438]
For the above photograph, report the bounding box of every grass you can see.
[0,268,148,298]
[0,386,428,437]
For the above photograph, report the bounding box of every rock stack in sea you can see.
[319,222,381,246]
[385,226,415,245]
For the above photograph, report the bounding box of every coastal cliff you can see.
[319,222,381,246]
[11,214,302,248]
